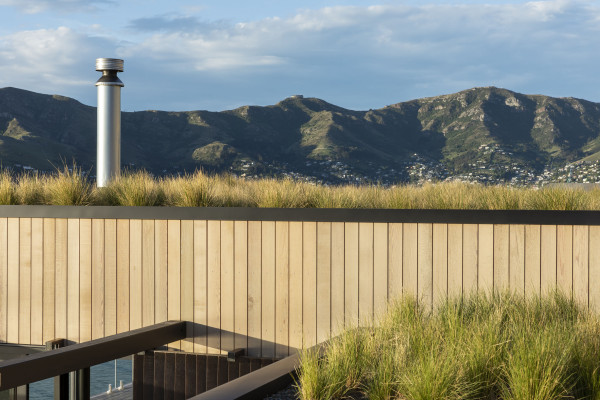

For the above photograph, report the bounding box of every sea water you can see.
[28,358,132,399]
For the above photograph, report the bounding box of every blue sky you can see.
[0,0,599,112]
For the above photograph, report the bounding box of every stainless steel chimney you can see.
[95,58,124,187]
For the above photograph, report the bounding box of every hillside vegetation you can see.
[1,167,599,210]
[1,86,600,184]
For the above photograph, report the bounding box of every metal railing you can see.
[0,321,186,399]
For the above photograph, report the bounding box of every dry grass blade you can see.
[44,164,92,205]
[0,169,17,205]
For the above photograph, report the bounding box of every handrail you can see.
[0,320,186,390]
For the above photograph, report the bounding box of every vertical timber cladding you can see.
[0,208,600,352]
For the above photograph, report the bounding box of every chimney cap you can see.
[96,58,124,72]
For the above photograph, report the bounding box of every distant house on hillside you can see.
[288,94,304,99]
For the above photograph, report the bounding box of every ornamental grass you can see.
[296,291,600,400]
[0,167,599,210]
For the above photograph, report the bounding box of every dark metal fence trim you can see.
[189,340,328,400]
[0,321,186,390]
[187,353,300,400]
[0,205,599,225]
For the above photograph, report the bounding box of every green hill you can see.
[1,86,599,183]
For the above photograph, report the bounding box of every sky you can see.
[0,0,599,112]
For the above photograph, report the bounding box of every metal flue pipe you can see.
[95,58,124,187]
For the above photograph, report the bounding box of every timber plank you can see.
[42,218,56,344]
[403,223,418,297]
[30,218,43,345]
[275,221,289,358]
[19,218,31,344]
[418,223,433,310]
[509,225,525,295]
[358,223,373,325]
[104,219,117,337]
[181,220,194,352]
[55,219,68,340]
[116,219,130,334]
[130,219,143,331]
[92,219,105,340]
[388,223,403,301]
[447,224,462,298]
[248,221,262,357]
[373,223,388,315]
[478,224,494,293]
[541,225,557,294]
[0,218,6,343]
[303,222,317,348]
[344,222,359,326]
[589,226,600,312]
[220,220,235,355]
[167,220,181,349]
[7,218,18,343]
[80,219,92,343]
[142,219,155,328]
[194,220,209,354]
[557,225,573,295]
[317,222,331,342]
[207,220,221,354]
[494,225,510,291]
[288,222,302,353]
[261,221,276,358]
[331,222,345,334]
[573,225,589,306]
[155,220,168,325]
[463,224,478,294]
[525,225,541,297]
[233,221,247,353]
[67,218,80,343]
[432,224,448,307]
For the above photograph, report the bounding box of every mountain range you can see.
[1,86,599,183]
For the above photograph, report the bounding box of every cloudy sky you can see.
[0,0,599,112]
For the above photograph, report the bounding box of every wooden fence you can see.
[0,207,599,358]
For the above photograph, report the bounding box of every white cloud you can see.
[0,26,117,101]
[1,0,600,111]
[120,1,600,76]
[0,0,111,14]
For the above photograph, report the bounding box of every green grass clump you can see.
[44,165,92,205]
[15,172,45,205]
[163,171,215,207]
[296,291,600,400]
[1,166,600,209]
[0,169,17,205]
[98,170,165,206]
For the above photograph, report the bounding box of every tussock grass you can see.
[44,164,92,205]
[15,172,45,205]
[0,166,599,209]
[95,170,165,206]
[296,292,600,400]
[163,171,214,207]
[0,169,17,205]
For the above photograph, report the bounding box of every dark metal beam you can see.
[0,205,600,225]
[0,321,186,391]
[189,354,300,400]
[190,341,328,400]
